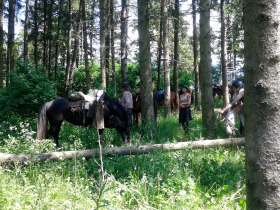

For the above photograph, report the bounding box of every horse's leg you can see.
[48,121,63,147]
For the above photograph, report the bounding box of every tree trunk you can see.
[220,0,229,107]
[82,0,90,92]
[0,0,4,89]
[34,0,38,68]
[0,138,244,163]
[65,0,72,96]
[54,0,64,92]
[244,0,280,208]
[162,0,171,118]
[100,0,106,88]
[24,0,30,62]
[138,0,156,128]
[199,0,215,135]
[43,0,47,74]
[192,0,200,111]
[121,0,128,82]
[47,0,54,78]
[105,0,110,88]
[7,0,15,86]
[110,0,116,97]
[173,0,179,103]
[156,7,163,91]
[67,0,82,94]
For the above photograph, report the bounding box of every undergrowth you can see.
[0,101,246,209]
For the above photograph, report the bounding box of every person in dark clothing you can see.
[218,80,244,136]
[179,85,192,133]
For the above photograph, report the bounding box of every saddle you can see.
[69,89,105,129]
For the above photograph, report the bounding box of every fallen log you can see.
[0,137,245,164]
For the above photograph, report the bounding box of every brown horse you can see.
[155,92,178,113]
[213,85,235,101]
[132,93,158,126]
[213,85,223,101]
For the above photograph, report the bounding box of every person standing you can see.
[179,85,192,133]
[120,82,133,143]
[218,80,244,136]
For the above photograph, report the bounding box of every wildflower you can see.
[49,184,52,187]
[82,157,85,161]
[185,163,189,167]
[140,173,147,183]
[182,182,186,187]
[41,184,45,187]
[150,158,153,161]
[179,190,187,196]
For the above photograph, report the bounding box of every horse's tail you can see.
[36,102,50,140]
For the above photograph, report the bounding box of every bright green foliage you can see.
[0,62,56,121]
[0,109,246,209]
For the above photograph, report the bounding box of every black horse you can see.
[36,92,129,147]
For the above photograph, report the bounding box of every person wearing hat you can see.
[120,82,133,143]
[179,85,192,133]
[218,80,245,136]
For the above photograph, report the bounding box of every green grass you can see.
[0,106,246,209]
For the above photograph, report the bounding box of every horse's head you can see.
[103,93,128,128]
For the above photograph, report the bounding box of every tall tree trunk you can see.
[138,0,156,128]
[244,0,280,208]
[54,0,64,92]
[110,0,116,96]
[7,0,15,86]
[192,0,200,111]
[34,0,38,68]
[67,0,82,94]
[0,0,4,88]
[24,0,30,62]
[220,0,229,107]
[156,6,163,91]
[82,0,90,92]
[173,0,179,100]
[105,0,110,88]
[65,0,73,96]
[48,0,54,77]
[199,0,215,135]
[100,0,106,88]
[121,0,127,82]
[162,0,171,117]
[43,0,47,74]
[90,3,95,61]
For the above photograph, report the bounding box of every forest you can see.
[0,0,280,209]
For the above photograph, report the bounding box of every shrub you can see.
[0,62,56,120]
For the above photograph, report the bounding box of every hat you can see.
[182,85,188,90]
[120,82,131,91]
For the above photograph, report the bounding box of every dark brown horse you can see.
[213,85,235,101]
[213,85,223,101]
[132,93,158,126]
[155,92,178,113]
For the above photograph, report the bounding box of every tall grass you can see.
[0,103,246,209]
